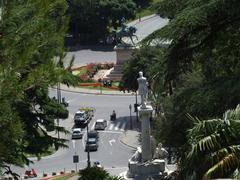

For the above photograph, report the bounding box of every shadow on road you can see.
[66,45,115,52]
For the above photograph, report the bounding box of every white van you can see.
[94,119,107,130]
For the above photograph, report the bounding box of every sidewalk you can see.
[120,130,141,150]
[120,119,141,150]
[52,84,135,96]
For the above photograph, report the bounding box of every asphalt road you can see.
[12,90,137,177]
[65,14,168,67]
[11,14,169,178]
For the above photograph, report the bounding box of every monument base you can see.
[104,45,137,81]
[127,159,165,179]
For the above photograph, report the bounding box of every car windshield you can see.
[73,129,81,133]
[75,112,85,118]
[87,138,96,144]
[88,131,98,138]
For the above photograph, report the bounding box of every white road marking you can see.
[98,130,123,134]
[120,123,126,131]
[114,122,120,130]
[109,124,114,130]
[109,139,116,146]
[72,140,76,149]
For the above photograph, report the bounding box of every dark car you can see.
[85,137,98,151]
[88,130,99,140]
[74,111,87,125]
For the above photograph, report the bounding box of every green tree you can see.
[141,0,240,137]
[0,0,78,176]
[183,105,240,179]
[67,0,136,42]
[79,166,123,180]
[121,0,240,176]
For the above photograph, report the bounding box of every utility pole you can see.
[57,82,61,139]
[86,123,91,167]
[135,91,139,122]
[129,104,133,129]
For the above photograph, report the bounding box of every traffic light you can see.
[134,103,140,112]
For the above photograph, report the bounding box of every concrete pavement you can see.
[52,84,135,96]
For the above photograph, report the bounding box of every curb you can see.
[119,131,140,150]
[129,14,158,26]
[120,138,138,150]
[50,86,135,96]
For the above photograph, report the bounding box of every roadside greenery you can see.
[121,0,240,179]
[79,166,123,180]
[67,0,137,43]
[0,0,78,177]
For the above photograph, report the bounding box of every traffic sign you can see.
[73,155,79,163]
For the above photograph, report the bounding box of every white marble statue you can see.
[129,147,142,163]
[137,71,148,108]
[153,143,168,160]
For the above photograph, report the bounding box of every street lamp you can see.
[57,82,61,139]
[135,91,139,122]
[86,123,91,168]
[129,104,133,129]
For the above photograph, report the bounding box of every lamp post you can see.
[57,82,61,139]
[135,91,139,122]
[129,104,133,129]
[86,123,91,167]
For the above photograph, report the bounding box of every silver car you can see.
[72,128,83,139]
[94,119,107,130]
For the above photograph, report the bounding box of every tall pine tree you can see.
[0,0,78,176]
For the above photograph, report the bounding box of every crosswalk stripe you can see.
[109,124,114,130]
[114,122,121,130]
[120,123,126,131]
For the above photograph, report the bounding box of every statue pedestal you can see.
[128,158,166,179]
[138,105,153,162]
[104,45,137,81]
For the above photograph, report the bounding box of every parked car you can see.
[72,128,83,139]
[94,119,107,130]
[85,137,98,151]
[88,130,99,140]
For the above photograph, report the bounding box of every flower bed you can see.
[71,63,114,82]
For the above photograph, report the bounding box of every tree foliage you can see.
[0,0,78,174]
[121,0,240,178]
[67,0,136,42]
[183,105,240,179]
[79,166,123,180]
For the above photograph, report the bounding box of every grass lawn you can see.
[79,81,120,91]
[72,68,87,76]
[135,0,159,19]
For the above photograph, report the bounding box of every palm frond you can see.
[188,133,221,159]
[208,145,240,167]
[203,153,239,180]
[187,118,224,141]
[223,105,240,121]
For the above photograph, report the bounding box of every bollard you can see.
[43,173,48,177]
[52,172,57,176]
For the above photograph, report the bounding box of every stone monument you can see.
[104,20,138,81]
[126,71,167,180]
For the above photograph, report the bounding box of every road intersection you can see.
[11,14,170,179]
